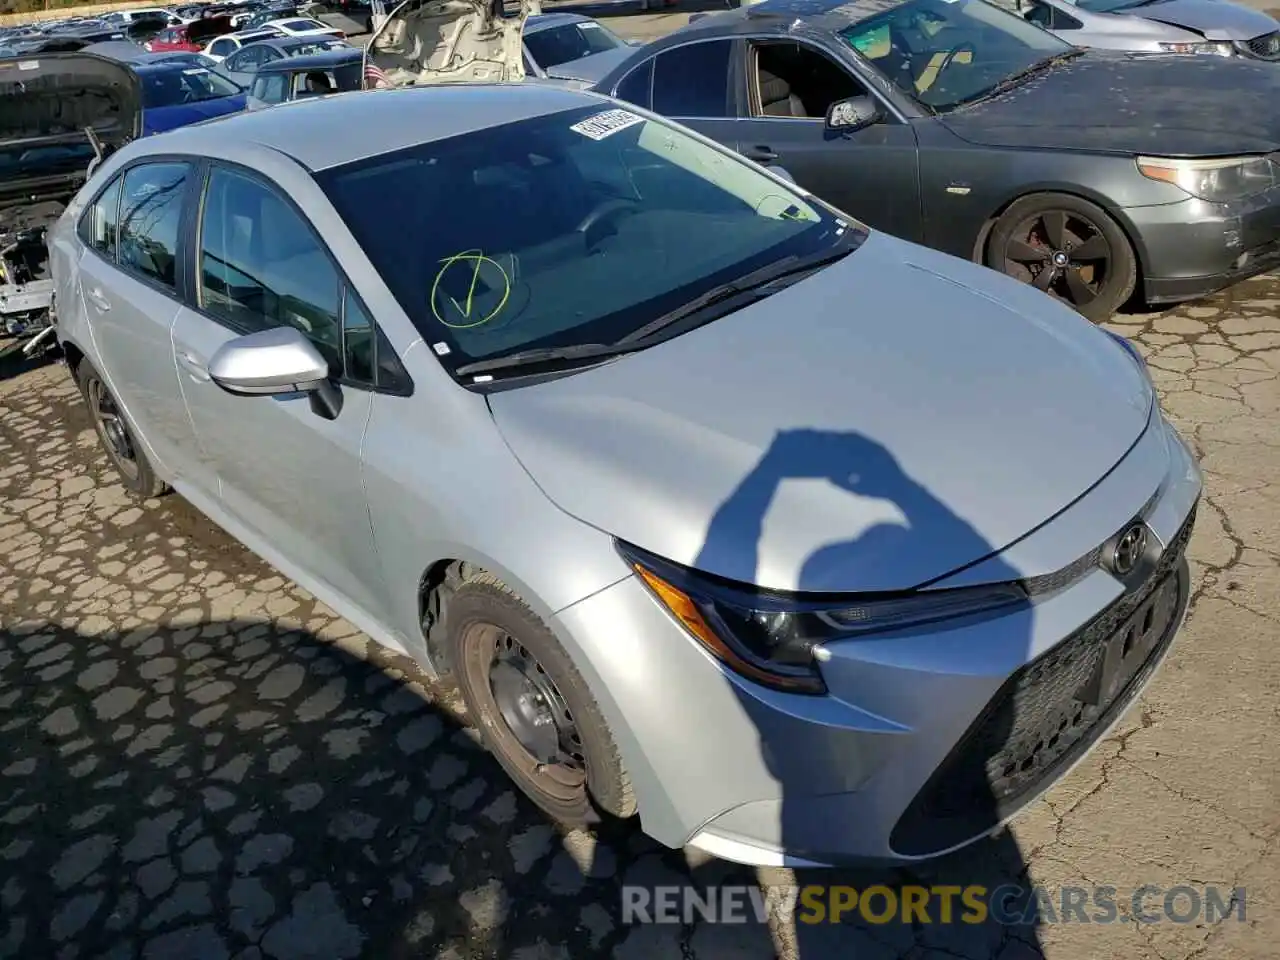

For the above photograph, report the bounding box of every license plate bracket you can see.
[1079,575,1179,708]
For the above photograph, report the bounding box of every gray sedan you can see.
[214,33,349,86]
[51,83,1200,866]
[997,0,1280,59]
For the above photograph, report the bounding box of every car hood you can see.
[940,50,1280,156]
[543,44,634,84]
[143,93,246,134]
[1133,0,1278,41]
[0,52,142,153]
[366,0,534,85]
[488,234,1153,594]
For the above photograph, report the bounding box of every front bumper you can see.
[1125,186,1280,305]
[553,414,1202,866]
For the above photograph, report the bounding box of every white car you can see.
[262,16,345,40]
[100,7,178,24]
[203,27,282,62]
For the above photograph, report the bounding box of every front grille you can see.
[1240,31,1280,59]
[890,505,1196,857]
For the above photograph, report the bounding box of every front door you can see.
[75,160,203,476]
[737,38,923,241]
[171,162,390,622]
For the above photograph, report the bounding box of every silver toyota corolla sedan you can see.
[51,82,1202,866]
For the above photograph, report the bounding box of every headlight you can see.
[1137,154,1277,202]
[620,543,1026,696]
[1157,40,1235,57]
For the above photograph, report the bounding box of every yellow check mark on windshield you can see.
[431,251,512,329]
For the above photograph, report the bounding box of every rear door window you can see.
[116,161,192,290]
[651,40,733,118]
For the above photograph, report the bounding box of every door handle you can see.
[178,351,210,382]
[85,287,111,311]
[744,145,779,163]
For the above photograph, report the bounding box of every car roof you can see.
[524,12,594,33]
[256,47,361,70]
[133,83,611,171]
[265,16,323,27]
[133,57,213,74]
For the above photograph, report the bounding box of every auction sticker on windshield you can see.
[570,109,644,141]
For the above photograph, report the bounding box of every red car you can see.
[145,15,233,53]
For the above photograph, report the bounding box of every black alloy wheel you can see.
[987,193,1138,322]
[76,359,167,499]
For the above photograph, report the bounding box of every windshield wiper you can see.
[453,239,858,379]
[454,341,633,377]
[951,49,1084,109]
[616,242,858,346]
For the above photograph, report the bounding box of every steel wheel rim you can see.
[88,377,139,481]
[465,622,587,797]
[1003,209,1111,309]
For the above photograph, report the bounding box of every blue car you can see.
[135,59,246,135]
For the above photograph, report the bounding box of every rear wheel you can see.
[444,572,636,825]
[986,193,1136,322]
[77,360,167,500]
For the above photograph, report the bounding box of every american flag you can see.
[364,60,393,89]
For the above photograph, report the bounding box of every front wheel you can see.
[445,573,636,826]
[986,193,1137,322]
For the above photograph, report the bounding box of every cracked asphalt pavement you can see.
[2,279,1277,960]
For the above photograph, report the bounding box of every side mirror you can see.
[208,326,342,418]
[825,95,882,132]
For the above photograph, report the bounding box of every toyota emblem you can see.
[1111,523,1149,576]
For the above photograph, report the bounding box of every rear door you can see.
[608,38,744,153]
[74,159,204,476]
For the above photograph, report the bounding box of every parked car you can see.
[587,0,1280,320]
[263,15,345,39]
[204,27,282,62]
[215,34,350,86]
[101,7,179,25]
[520,12,639,86]
[146,15,235,52]
[134,59,247,134]
[1,53,140,359]
[83,41,220,68]
[242,4,305,29]
[50,82,1200,866]
[244,46,363,107]
[997,0,1280,60]
[364,0,528,84]
[126,12,180,44]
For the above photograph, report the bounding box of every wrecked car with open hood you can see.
[0,52,141,361]
[364,0,535,86]
[364,0,635,89]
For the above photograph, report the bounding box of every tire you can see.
[443,571,637,825]
[985,192,1137,323]
[77,360,167,500]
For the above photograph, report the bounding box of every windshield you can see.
[316,105,858,377]
[838,0,1070,110]
[141,65,241,107]
[280,18,322,30]
[524,21,624,68]
[290,38,345,53]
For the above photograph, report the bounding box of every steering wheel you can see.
[934,41,977,81]
[575,198,639,242]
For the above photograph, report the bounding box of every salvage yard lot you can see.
[1,10,1279,960]
[2,282,1278,960]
